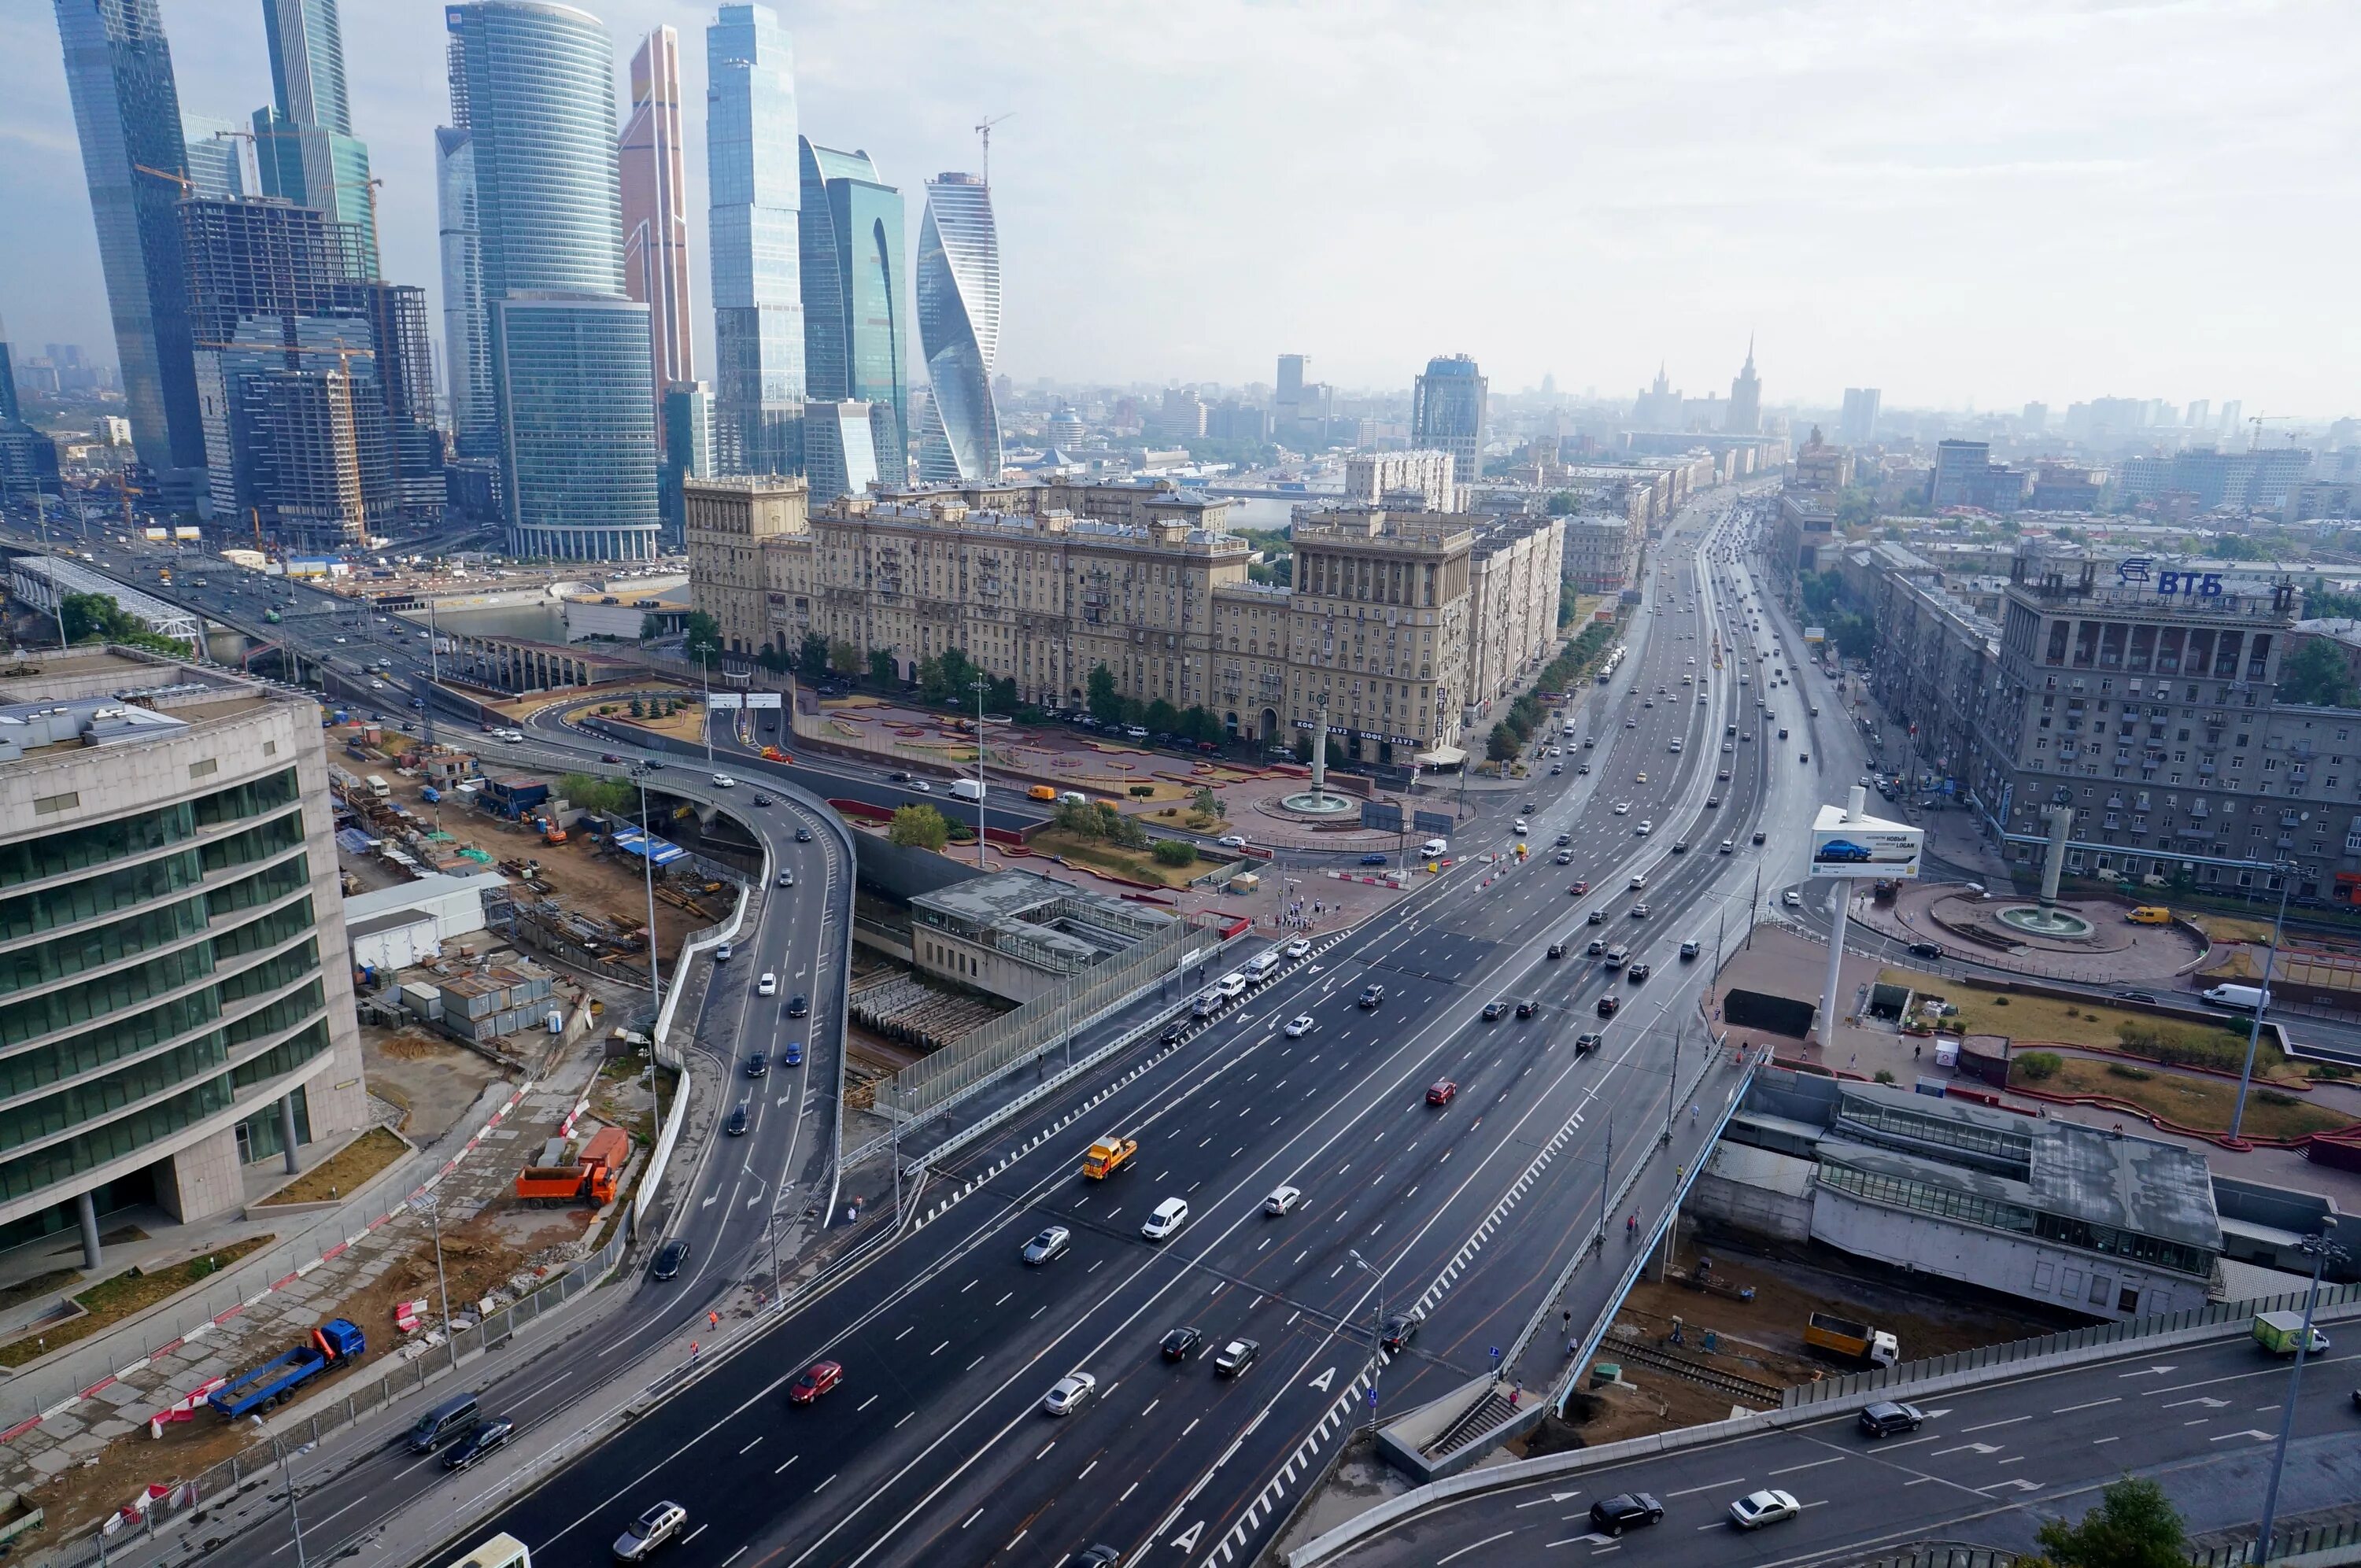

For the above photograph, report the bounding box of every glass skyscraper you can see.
[443,1,657,559]
[1411,353,1487,485]
[181,114,247,200]
[707,3,804,478]
[800,139,907,487]
[916,172,1003,484]
[434,125,493,457]
[252,0,377,277]
[54,0,208,506]
[621,27,695,445]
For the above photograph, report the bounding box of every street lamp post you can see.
[2230,861,2295,1141]
[1348,1248,1389,1433]
[631,764,663,1129]
[409,1194,456,1371]
[2254,1219,2343,1564]
[249,1415,307,1568]
[694,641,717,762]
[969,675,992,871]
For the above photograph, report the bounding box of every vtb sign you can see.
[2118,557,2224,598]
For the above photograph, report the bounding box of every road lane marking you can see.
[1663,1478,1743,1497]
[2052,1397,2120,1414]
[1961,1415,2030,1433]
[1768,1456,1844,1475]
[775,1455,799,1473]
[1438,1531,1517,1563]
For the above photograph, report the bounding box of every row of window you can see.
[0,900,312,1052]
[0,850,205,946]
[0,769,300,893]
[0,897,209,1002]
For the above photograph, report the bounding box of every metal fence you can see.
[874,917,1214,1123]
[1784,1281,2361,1408]
[1834,1545,2018,1568]
[2193,1515,2361,1568]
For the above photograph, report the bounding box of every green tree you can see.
[1152,838,1198,867]
[1086,663,1124,725]
[59,592,190,657]
[639,612,665,641]
[1144,699,1181,736]
[1052,799,1101,836]
[629,697,645,718]
[559,773,635,816]
[888,803,950,850]
[1487,722,1519,762]
[987,675,1018,714]
[796,632,831,682]
[1546,491,1577,516]
[1191,785,1221,819]
[755,643,789,673]
[828,638,861,677]
[2278,638,2359,707]
[2022,1478,2185,1568]
[867,648,898,689]
[1104,808,1147,848]
[682,611,722,666]
[1293,731,1313,765]
[2304,584,2361,619]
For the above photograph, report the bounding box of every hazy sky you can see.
[4,0,2355,416]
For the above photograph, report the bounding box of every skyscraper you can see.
[707,4,804,478]
[1839,387,1880,445]
[1725,338,1761,434]
[799,138,907,487]
[1410,354,1485,483]
[915,172,1002,484]
[444,1,658,560]
[182,113,247,199]
[54,0,207,505]
[434,125,492,456]
[620,26,694,442]
[252,0,377,276]
[660,379,711,546]
[0,319,65,504]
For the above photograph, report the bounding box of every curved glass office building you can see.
[916,173,1002,484]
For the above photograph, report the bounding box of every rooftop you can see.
[0,693,187,764]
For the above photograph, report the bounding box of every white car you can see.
[1635,821,1652,836]
[1613,802,1631,816]
[1283,937,1311,960]
[1284,1014,1315,1039]
[1512,819,1529,835]
[1728,1489,1800,1529]
[1040,1371,1097,1416]
[711,773,737,788]
[911,780,932,792]
[1264,1185,1302,1216]
[1216,834,1248,850]
[1783,889,1802,906]
[757,972,778,996]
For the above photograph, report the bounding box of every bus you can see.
[444,1535,530,1568]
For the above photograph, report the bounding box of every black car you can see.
[1574,1031,1602,1056]
[1859,1400,1926,1437]
[1906,941,1943,960]
[650,1238,691,1280]
[1627,962,1651,983]
[1546,942,1566,960]
[1358,984,1384,1009]
[1596,994,1620,1017]
[1589,1493,1665,1536]
[1515,998,1539,1018]
[1160,1326,1202,1362]
[1482,1000,1508,1022]
[1212,1338,1261,1378]
[752,793,773,806]
[1162,1021,1187,1045]
[1378,1314,1419,1354]
[442,1415,515,1471]
[1554,832,1572,847]
[726,1104,748,1136]
[889,770,911,782]
[786,993,809,1017]
[795,827,814,843]
[745,1050,768,1077]
[1067,1549,1122,1567]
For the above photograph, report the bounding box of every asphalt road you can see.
[441,492,1856,1568]
[1319,1324,2361,1568]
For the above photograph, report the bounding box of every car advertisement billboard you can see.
[1809,803,1924,879]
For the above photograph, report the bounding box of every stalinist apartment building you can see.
[685,476,1565,766]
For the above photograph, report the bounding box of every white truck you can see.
[951,778,987,802]
[2202,983,2270,1012]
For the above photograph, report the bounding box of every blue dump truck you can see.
[209,1319,366,1419]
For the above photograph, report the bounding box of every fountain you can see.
[1280,703,1358,817]
[1993,805,2096,939]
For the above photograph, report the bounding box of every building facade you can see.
[660,379,713,548]
[619,25,695,444]
[707,2,804,479]
[495,293,660,561]
[1725,340,1761,434]
[1410,354,1485,484]
[1838,386,1879,445]
[800,140,907,488]
[916,173,1003,484]
[1463,514,1568,721]
[251,0,376,277]
[0,649,368,1264]
[1343,449,1457,512]
[1561,514,1643,595]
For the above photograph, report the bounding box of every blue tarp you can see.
[610,828,688,866]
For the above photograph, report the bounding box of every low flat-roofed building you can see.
[907,870,1175,1003]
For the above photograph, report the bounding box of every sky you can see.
[4,0,2355,418]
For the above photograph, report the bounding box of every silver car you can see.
[1022,1225,1071,1265]
[613,1500,687,1561]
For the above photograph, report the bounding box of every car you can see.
[1284,937,1312,959]
[649,1238,691,1280]
[745,1050,768,1076]
[1753,830,1767,845]
[1587,907,1608,924]
[714,943,734,963]
[600,752,624,763]
[1216,834,1248,850]
[1783,889,1803,907]
[1547,941,1567,960]
[1555,832,1572,847]
[1260,1184,1307,1219]
[1630,902,1650,918]
[1907,941,1943,960]
[1635,773,1649,785]
[1569,879,1591,895]
[889,770,911,782]
[1815,839,1875,864]
[1588,1493,1665,1536]
[1513,818,1529,835]
[1799,752,1810,762]
[1636,821,1652,836]
[1482,1000,1508,1022]
[1551,764,1564,775]
[613,1500,689,1561]
[1596,994,1620,1017]
[752,792,774,806]
[1554,849,1573,865]
[1575,762,1590,775]
[1613,802,1631,817]
[1141,1197,1189,1240]
[1778,727,1790,740]
[1671,839,1688,854]
[910,780,933,793]
[1515,998,1539,1018]
[2115,989,2159,1004]
[1022,1226,1073,1265]
[1681,939,1701,959]
[645,758,666,769]
[711,773,737,788]
[442,1415,516,1471]
[783,1039,803,1066]
[787,1360,844,1404]
[725,1104,748,1136]
[757,972,778,997]
[1627,959,1654,983]
[795,826,813,843]
[1378,1313,1420,1353]
[1717,768,1732,780]
[1161,1021,1187,1045]
[1859,1400,1926,1437]
[1212,1338,1260,1377]
[1357,851,1391,867]
[778,869,795,887]
[1574,1031,1603,1055]
[1426,1079,1458,1105]
[1728,1489,1800,1529]
[1278,1015,1317,1042]
[1161,1326,1203,1361]
[1041,1371,1099,1416]
[1358,984,1384,1009]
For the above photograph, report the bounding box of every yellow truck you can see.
[1081,1135,1139,1180]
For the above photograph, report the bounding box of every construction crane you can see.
[133,163,196,194]
[974,113,1014,185]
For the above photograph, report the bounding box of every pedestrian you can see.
[1626,1212,1638,1237]
[1912,1043,1921,1061]
[1690,1102,1699,1124]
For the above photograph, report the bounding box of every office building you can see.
[1343,450,1457,512]
[251,0,376,277]
[2115,448,2311,511]
[0,647,369,1265]
[1790,426,1853,492]
[443,0,660,559]
[800,140,908,486]
[1725,338,1761,434]
[2185,400,2211,431]
[1929,438,2025,512]
[803,399,878,506]
[181,113,246,199]
[660,380,713,547]
[1838,387,1880,445]
[619,26,694,442]
[1410,354,1485,484]
[708,2,804,478]
[1561,515,1642,594]
[54,0,208,506]
[361,282,445,523]
[434,126,492,457]
[916,173,1003,484]
[0,323,63,505]
[2219,400,2244,436]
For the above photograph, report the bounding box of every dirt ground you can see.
[361,1028,505,1143]
[252,1127,408,1207]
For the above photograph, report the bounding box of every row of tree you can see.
[60,592,193,659]
[1486,617,1625,762]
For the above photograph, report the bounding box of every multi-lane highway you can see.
[1315,1321,2361,1567]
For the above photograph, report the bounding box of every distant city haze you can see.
[6,0,2355,411]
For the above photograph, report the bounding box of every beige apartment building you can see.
[685,478,1566,766]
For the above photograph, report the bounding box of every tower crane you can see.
[974,113,1014,185]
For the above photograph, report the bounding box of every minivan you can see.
[2126,906,2173,926]
[1602,946,1629,969]
[1419,838,1449,858]
[408,1391,482,1453]
[1141,1197,1189,1241]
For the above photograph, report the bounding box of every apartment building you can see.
[1341,449,1458,512]
[1464,514,1569,718]
[1562,514,1645,595]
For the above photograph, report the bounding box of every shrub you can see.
[1128,784,1155,799]
[2256,1088,2300,1108]
[1151,839,1197,868]
[2116,1020,2278,1075]
[1991,996,2010,1006]
[1873,1069,1897,1084]
[2016,1050,2063,1082]
[2106,1062,2152,1082]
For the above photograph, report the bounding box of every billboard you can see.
[1413,810,1457,837]
[745,692,782,709]
[1359,800,1404,833]
[707,693,743,709]
[1809,802,1924,880]
[1803,625,1827,644]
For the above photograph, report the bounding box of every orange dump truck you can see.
[514,1125,630,1208]
[1081,1135,1139,1180]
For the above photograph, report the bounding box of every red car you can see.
[787,1360,843,1404]
[1426,1080,1458,1106]
[600,752,623,763]
[1568,880,1591,895]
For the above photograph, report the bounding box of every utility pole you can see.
[1748,863,1762,949]
[2254,1220,2343,1564]
[410,1194,456,1371]
[2230,861,2293,1141]
[695,641,717,762]
[970,675,992,870]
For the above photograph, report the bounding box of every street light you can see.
[409,1193,456,1372]
[2230,860,2296,1141]
[1347,1248,1388,1433]
[249,1415,308,1568]
[968,675,992,871]
[630,763,664,1129]
[2254,1218,2344,1563]
[693,640,718,762]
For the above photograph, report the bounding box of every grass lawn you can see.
[1029,827,1230,888]
[2196,914,2277,945]
[254,1125,409,1206]
[2013,1054,2353,1142]
[1879,966,2308,1083]
[0,1234,275,1368]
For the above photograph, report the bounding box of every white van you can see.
[1242,950,1281,984]
[1215,972,1248,1001]
[1420,838,1450,858]
[1141,1197,1189,1241]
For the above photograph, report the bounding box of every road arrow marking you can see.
[2163,1396,2230,1410]
[1931,1442,2003,1458]
[2211,1429,2276,1442]
[2119,1364,2177,1378]
[1307,1367,1336,1393]
[1170,1520,1204,1553]
[1978,1478,2043,1493]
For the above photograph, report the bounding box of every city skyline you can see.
[8,1,2356,415]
